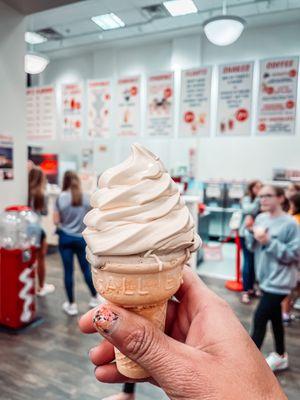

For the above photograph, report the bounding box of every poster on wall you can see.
[0,134,14,181]
[180,67,212,137]
[87,80,112,138]
[116,76,141,136]
[62,83,83,139]
[26,86,56,140]
[81,147,94,170]
[217,62,253,136]
[146,72,174,137]
[257,57,299,135]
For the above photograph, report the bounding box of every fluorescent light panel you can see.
[91,13,125,30]
[25,31,47,45]
[164,0,197,17]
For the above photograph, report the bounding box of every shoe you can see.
[293,298,300,310]
[37,283,55,297]
[265,352,289,372]
[62,302,78,316]
[88,294,104,308]
[241,292,251,304]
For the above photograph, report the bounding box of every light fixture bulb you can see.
[25,52,49,74]
[203,15,246,46]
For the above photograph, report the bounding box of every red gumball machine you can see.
[0,206,41,329]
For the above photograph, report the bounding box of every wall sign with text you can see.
[180,67,212,137]
[257,57,299,135]
[87,80,112,138]
[146,72,174,137]
[116,76,141,136]
[26,86,56,140]
[62,83,83,139]
[217,62,253,136]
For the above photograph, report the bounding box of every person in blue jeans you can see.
[54,170,99,316]
[239,180,262,304]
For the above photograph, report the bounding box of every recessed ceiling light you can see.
[25,31,47,45]
[163,0,197,17]
[91,13,125,30]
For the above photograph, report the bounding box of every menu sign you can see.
[180,67,212,137]
[26,86,56,140]
[217,62,253,136]
[257,57,299,135]
[116,76,141,136]
[62,83,83,139]
[146,72,174,136]
[87,80,112,138]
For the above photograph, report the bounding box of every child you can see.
[245,185,300,371]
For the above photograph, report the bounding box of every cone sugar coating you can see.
[88,250,187,379]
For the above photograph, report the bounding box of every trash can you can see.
[0,206,41,329]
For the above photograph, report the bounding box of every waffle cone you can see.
[88,250,187,379]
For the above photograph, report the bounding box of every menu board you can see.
[62,83,83,139]
[26,86,56,140]
[217,62,253,136]
[116,76,141,136]
[257,57,299,135]
[146,72,174,137]
[87,80,112,138]
[0,134,14,181]
[180,67,212,137]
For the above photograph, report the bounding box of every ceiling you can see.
[25,0,300,59]
[3,0,82,14]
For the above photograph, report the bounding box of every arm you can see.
[53,197,60,226]
[241,196,260,216]
[41,195,49,216]
[244,228,259,253]
[53,210,60,226]
[265,224,300,265]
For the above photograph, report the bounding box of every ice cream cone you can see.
[87,248,187,379]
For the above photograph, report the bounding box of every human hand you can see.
[253,227,270,245]
[79,267,286,400]
[244,215,254,230]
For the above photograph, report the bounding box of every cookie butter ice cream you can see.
[83,143,200,257]
[83,143,201,380]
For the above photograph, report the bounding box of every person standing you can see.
[285,182,300,201]
[28,166,55,296]
[54,171,99,316]
[282,192,300,321]
[245,185,300,371]
[240,180,262,304]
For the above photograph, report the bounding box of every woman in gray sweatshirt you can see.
[245,185,300,372]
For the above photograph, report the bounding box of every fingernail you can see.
[88,347,96,357]
[93,305,119,335]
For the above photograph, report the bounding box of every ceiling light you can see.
[25,52,49,74]
[163,0,197,17]
[203,15,245,46]
[91,13,125,30]
[25,31,47,45]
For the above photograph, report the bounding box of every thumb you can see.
[93,303,187,382]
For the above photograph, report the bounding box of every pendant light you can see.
[25,17,49,75]
[25,52,49,74]
[203,0,246,46]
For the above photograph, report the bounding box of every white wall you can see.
[0,1,26,210]
[35,22,300,181]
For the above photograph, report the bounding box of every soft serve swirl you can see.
[83,144,200,256]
